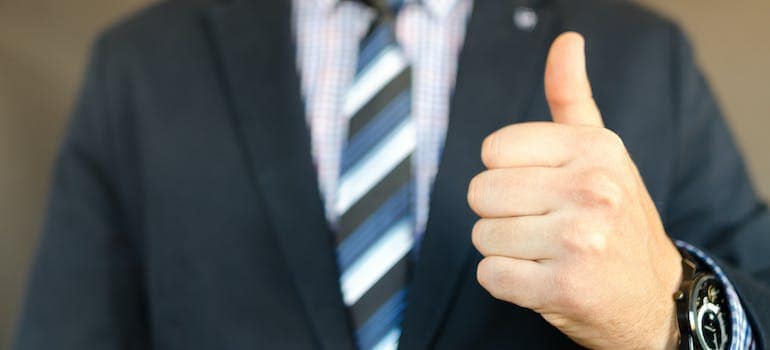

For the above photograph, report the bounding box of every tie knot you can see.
[368,0,406,19]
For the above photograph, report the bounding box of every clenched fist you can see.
[467,32,683,349]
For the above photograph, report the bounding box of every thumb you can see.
[544,32,603,127]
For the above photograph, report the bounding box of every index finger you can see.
[481,121,584,169]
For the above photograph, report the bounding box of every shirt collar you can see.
[316,0,462,19]
[419,0,461,18]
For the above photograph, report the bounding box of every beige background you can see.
[0,0,768,346]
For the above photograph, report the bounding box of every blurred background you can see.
[0,0,768,346]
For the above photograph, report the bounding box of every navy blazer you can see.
[14,0,770,348]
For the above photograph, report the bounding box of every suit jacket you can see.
[14,0,770,348]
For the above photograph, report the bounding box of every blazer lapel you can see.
[206,1,355,349]
[399,0,560,348]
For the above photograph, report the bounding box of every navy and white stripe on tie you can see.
[334,12,414,350]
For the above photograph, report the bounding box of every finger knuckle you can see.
[471,220,489,254]
[582,230,608,255]
[477,258,510,293]
[468,172,497,213]
[550,265,599,317]
[552,274,580,308]
[575,232,608,256]
[596,128,627,160]
[557,293,588,318]
[481,133,500,167]
[553,276,593,315]
[561,219,608,256]
[575,170,624,210]
[600,128,625,149]
[476,258,497,289]
[467,174,485,211]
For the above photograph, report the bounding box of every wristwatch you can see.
[674,249,731,350]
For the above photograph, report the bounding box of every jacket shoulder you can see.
[91,0,222,63]
[553,0,676,30]
[552,0,682,42]
[549,0,692,84]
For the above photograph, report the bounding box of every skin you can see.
[467,32,683,349]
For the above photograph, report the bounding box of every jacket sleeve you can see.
[664,24,770,348]
[12,35,149,349]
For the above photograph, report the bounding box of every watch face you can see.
[691,275,729,350]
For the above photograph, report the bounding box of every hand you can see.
[467,32,683,349]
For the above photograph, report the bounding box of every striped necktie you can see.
[333,7,414,350]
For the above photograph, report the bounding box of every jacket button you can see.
[513,6,538,31]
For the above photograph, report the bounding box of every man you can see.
[13,0,770,348]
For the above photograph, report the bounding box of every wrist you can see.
[652,240,684,349]
[667,307,682,350]
[648,298,680,350]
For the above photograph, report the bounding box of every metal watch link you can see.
[674,249,730,350]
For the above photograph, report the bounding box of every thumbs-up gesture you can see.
[468,32,683,349]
